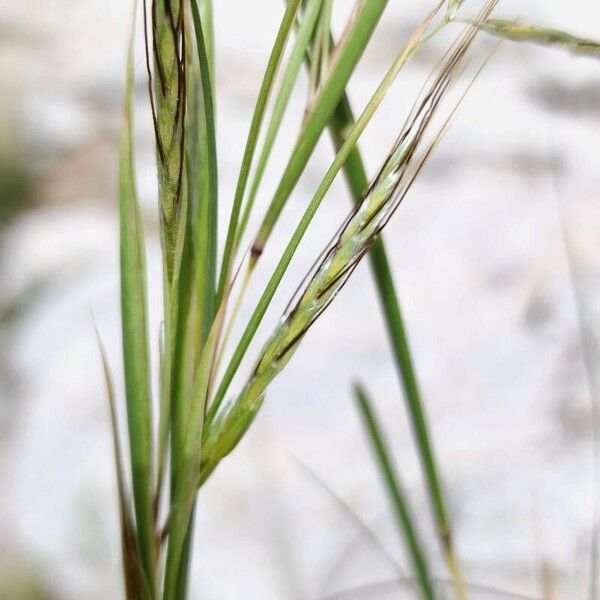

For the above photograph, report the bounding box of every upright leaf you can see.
[354,383,435,600]
[119,8,156,592]
[96,327,148,600]
[216,0,303,308]
[249,0,391,261]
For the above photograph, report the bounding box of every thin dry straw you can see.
[318,578,542,600]
[293,456,404,580]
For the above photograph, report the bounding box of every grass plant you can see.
[102,1,600,597]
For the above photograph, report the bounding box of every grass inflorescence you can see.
[101,0,600,597]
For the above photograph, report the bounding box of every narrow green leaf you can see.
[156,325,168,516]
[191,0,219,348]
[163,288,228,599]
[118,6,156,591]
[250,0,390,259]
[96,327,149,600]
[328,92,464,593]
[199,0,215,89]
[317,0,333,80]
[353,383,435,600]
[235,0,325,250]
[162,4,218,597]
[167,203,197,597]
[208,8,445,422]
[216,0,303,309]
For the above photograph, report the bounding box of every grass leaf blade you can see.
[216,0,303,308]
[190,0,219,344]
[118,9,156,591]
[235,0,325,250]
[353,382,435,600]
[250,0,391,260]
[328,92,466,598]
[96,326,149,600]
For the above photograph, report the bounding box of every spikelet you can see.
[199,19,486,482]
[146,0,186,282]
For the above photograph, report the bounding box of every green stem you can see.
[235,0,325,251]
[164,4,217,597]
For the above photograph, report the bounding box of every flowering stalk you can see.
[200,19,484,481]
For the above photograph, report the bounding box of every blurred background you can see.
[1,0,599,598]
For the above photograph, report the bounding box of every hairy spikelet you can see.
[147,0,186,281]
[199,21,483,481]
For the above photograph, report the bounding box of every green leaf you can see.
[191,0,219,354]
[235,0,325,252]
[161,4,219,598]
[250,0,390,260]
[118,6,156,592]
[163,287,228,599]
[216,0,303,309]
[199,0,215,89]
[96,326,149,600]
[353,383,435,600]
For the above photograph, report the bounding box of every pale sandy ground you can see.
[1,0,599,598]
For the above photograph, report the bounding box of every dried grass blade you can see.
[235,0,326,252]
[216,0,303,309]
